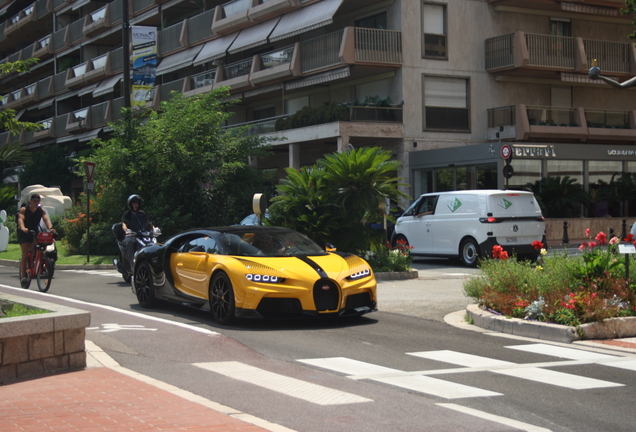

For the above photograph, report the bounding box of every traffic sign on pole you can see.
[501,145,512,160]
[85,162,96,183]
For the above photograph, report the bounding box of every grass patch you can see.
[0,301,49,318]
[0,243,116,266]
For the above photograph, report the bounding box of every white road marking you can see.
[194,361,372,405]
[437,403,553,432]
[508,343,636,372]
[62,269,122,277]
[409,350,623,390]
[87,323,158,333]
[298,357,502,399]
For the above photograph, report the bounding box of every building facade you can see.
[0,0,634,212]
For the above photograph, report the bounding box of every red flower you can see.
[585,228,590,237]
[492,245,503,259]
[626,234,635,243]
[595,231,607,245]
[531,240,544,251]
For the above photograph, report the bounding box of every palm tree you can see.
[525,176,589,218]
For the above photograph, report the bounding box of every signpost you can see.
[501,145,513,188]
[85,162,96,263]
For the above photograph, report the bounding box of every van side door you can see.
[397,196,437,254]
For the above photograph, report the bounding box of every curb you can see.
[466,304,636,343]
[374,270,419,281]
[0,259,114,270]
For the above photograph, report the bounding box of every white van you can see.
[392,190,546,266]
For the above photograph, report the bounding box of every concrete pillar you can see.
[289,143,300,169]
[337,135,350,152]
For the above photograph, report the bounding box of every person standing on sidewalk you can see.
[17,194,55,286]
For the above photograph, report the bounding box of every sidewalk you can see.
[0,341,295,432]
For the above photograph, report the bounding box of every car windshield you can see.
[220,229,326,257]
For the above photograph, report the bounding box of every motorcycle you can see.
[112,222,161,283]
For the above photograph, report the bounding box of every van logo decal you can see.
[448,198,462,212]
[498,199,512,209]
[513,225,519,232]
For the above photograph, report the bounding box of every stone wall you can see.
[0,293,90,384]
[545,218,636,243]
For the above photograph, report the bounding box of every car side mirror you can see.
[325,243,336,252]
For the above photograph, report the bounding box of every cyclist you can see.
[121,194,153,268]
[18,194,55,287]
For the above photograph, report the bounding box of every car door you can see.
[172,235,219,298]
[396,196,437,254]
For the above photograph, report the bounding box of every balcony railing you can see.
[354,28,402,64]
[349,106,403,122]
[488,105,516,128]
[223,58,253,80]
[527,106,577,126]
[222,0,250,18]
[261,45,294,69]
[585,109,631,129]
[485,32,634,76]
[191,70,216,89]
[301,30,343,73]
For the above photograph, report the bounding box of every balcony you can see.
[249,43,300,85]
[487,104,636,143]
[212,0,252,35]
[83,5,111,38]
[215,57,254,90]
[487,0,630,18]
[249,0,297,22]
[183,70,217,97]
[485,31,636,79]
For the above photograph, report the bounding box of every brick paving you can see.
[0,367,271,432]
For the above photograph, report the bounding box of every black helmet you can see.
[127,194,143,210]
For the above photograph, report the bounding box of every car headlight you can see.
[246,274,285,284]
[347,268,371,281]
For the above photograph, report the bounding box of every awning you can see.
[228,17,280,55]
[0,0,16,16]
[57,88,81,101]
[285,66,349,90]
[57,128,102,143]
[193,33,239,66]
[156,45,203,76]
[270,0,343,42]
[93,74,122,98]
[34,98,54,110]
[72,0,91,10]
[78,82,99,97]
[243,83,283,98]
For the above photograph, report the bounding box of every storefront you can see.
[409,142,636,216]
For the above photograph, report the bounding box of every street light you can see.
[588,59,636,89]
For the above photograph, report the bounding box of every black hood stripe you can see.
[295,256,328,278]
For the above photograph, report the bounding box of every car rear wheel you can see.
[134,261,156,308]
[460,238,480,267]
[210,272,235,325]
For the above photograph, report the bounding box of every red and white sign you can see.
[500,145,512,159]
[85,162,96,183]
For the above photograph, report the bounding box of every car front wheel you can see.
[209,272,236,325]
[134,261,156,308]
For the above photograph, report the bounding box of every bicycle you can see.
[19,230,56,292]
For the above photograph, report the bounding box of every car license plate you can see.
[506,237,518,243]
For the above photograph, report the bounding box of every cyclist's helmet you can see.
[127,194,143,210]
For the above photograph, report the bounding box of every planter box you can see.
[0,293,90,384]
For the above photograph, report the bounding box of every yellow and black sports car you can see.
[132,226,377,324]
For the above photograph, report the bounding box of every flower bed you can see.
[464,230,636,330]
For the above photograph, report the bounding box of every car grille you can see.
[257,298,303,317]
[345,292,373,310]
[313,279,340,311]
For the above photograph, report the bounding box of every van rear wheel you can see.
[460,239,480,267]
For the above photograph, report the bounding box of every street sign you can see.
[503,164,514,179]
[85,162,96,183]
[501,144,512,160]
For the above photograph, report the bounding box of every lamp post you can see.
[588,59,636,89]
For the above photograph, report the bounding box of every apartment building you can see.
[0,0,634,207]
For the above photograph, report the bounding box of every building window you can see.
[423,76,469,131]
[355,12,387,30]
[285,96,309,115]
[252,105,275,121]
[476,164,498,189]
[550,18,571,37]
[422,2,446,59]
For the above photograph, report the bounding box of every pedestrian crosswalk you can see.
[195,343,630,405]
[62,269,122,277]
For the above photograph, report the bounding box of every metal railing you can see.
[159,22,183,56]
[261,45,294,69]
[525,34,575,69]
[585,109,631,129]
[223,58,252,80]
[191,70,216,89]
[188,9,215,45]
[487,106,516,127]
[354,28,402,64]
[222,115,287,135]
[300,29,343,73]
[526,105,577,126]
[349,106,403,122]
[485,34,514,70]
[584,39,630,74]
[222,0,250,18]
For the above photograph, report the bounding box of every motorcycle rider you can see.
[121,194,153,269]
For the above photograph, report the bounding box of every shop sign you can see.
[512,145,556,158]
[607,149,636,156]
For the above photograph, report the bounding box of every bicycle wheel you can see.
[36,256,53,293]
[18,257,31,289]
